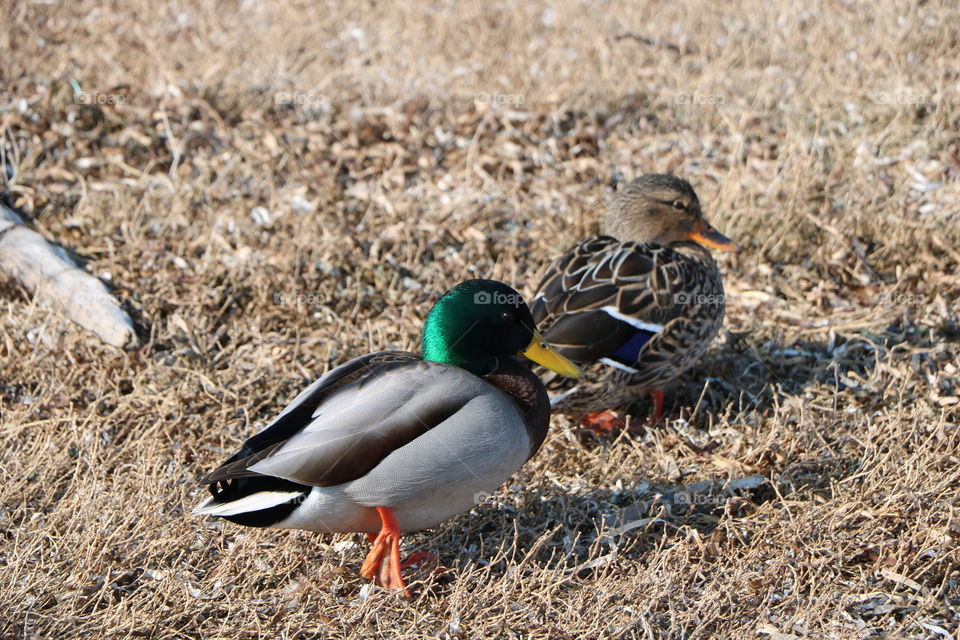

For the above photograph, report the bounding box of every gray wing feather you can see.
[247,362,509,487]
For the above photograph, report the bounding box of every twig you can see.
[615,32,697,55]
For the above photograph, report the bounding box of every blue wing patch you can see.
[611,329,656,365]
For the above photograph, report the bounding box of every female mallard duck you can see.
[530,174,736,430]
[193,280,582,597]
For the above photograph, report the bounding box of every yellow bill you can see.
[520,330,584,379]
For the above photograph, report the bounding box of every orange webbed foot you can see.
[579,409,625,436]
[359,506,411,598]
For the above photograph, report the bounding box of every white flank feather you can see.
[548,385,581,407]
[598,357,640,373]
[599,306,664,333]
[192,490,305,517]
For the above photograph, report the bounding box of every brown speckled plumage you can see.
[531,174,734,416]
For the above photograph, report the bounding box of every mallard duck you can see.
[193,279,582,597]
[530,174,736,430]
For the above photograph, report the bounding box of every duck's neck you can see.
[671,240,718,265]
[484,357,551,459]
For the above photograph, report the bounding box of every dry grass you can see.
[2,0,960,638]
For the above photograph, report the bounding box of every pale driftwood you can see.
[0,203,138,348]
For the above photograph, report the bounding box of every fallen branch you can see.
[0,202,138,348]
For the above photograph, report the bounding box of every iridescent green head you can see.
[421,279,582,378]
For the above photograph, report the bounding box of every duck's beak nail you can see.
[521,331,584,379]
[689,223,737,252]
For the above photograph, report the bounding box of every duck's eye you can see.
[672,200,686,210]
[501,311,516,323]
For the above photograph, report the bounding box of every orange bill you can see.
[689,222,737,251]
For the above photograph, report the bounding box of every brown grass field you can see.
[2,1,960,638]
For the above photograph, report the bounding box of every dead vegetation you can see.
[1,0,959,638]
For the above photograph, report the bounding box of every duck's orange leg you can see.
[649,389,664,424]
[359,506,410,597]
[581,390,666,436]
[400,551,442,574]
[579,410,625,435]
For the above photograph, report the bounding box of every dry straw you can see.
[1,1,958,638]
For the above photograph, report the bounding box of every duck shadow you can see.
[619,322,936,429]
[393,483,733,598]
[395,453,860,599]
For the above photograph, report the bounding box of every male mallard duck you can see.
[193,279,582,596]
[530,174,736,430]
